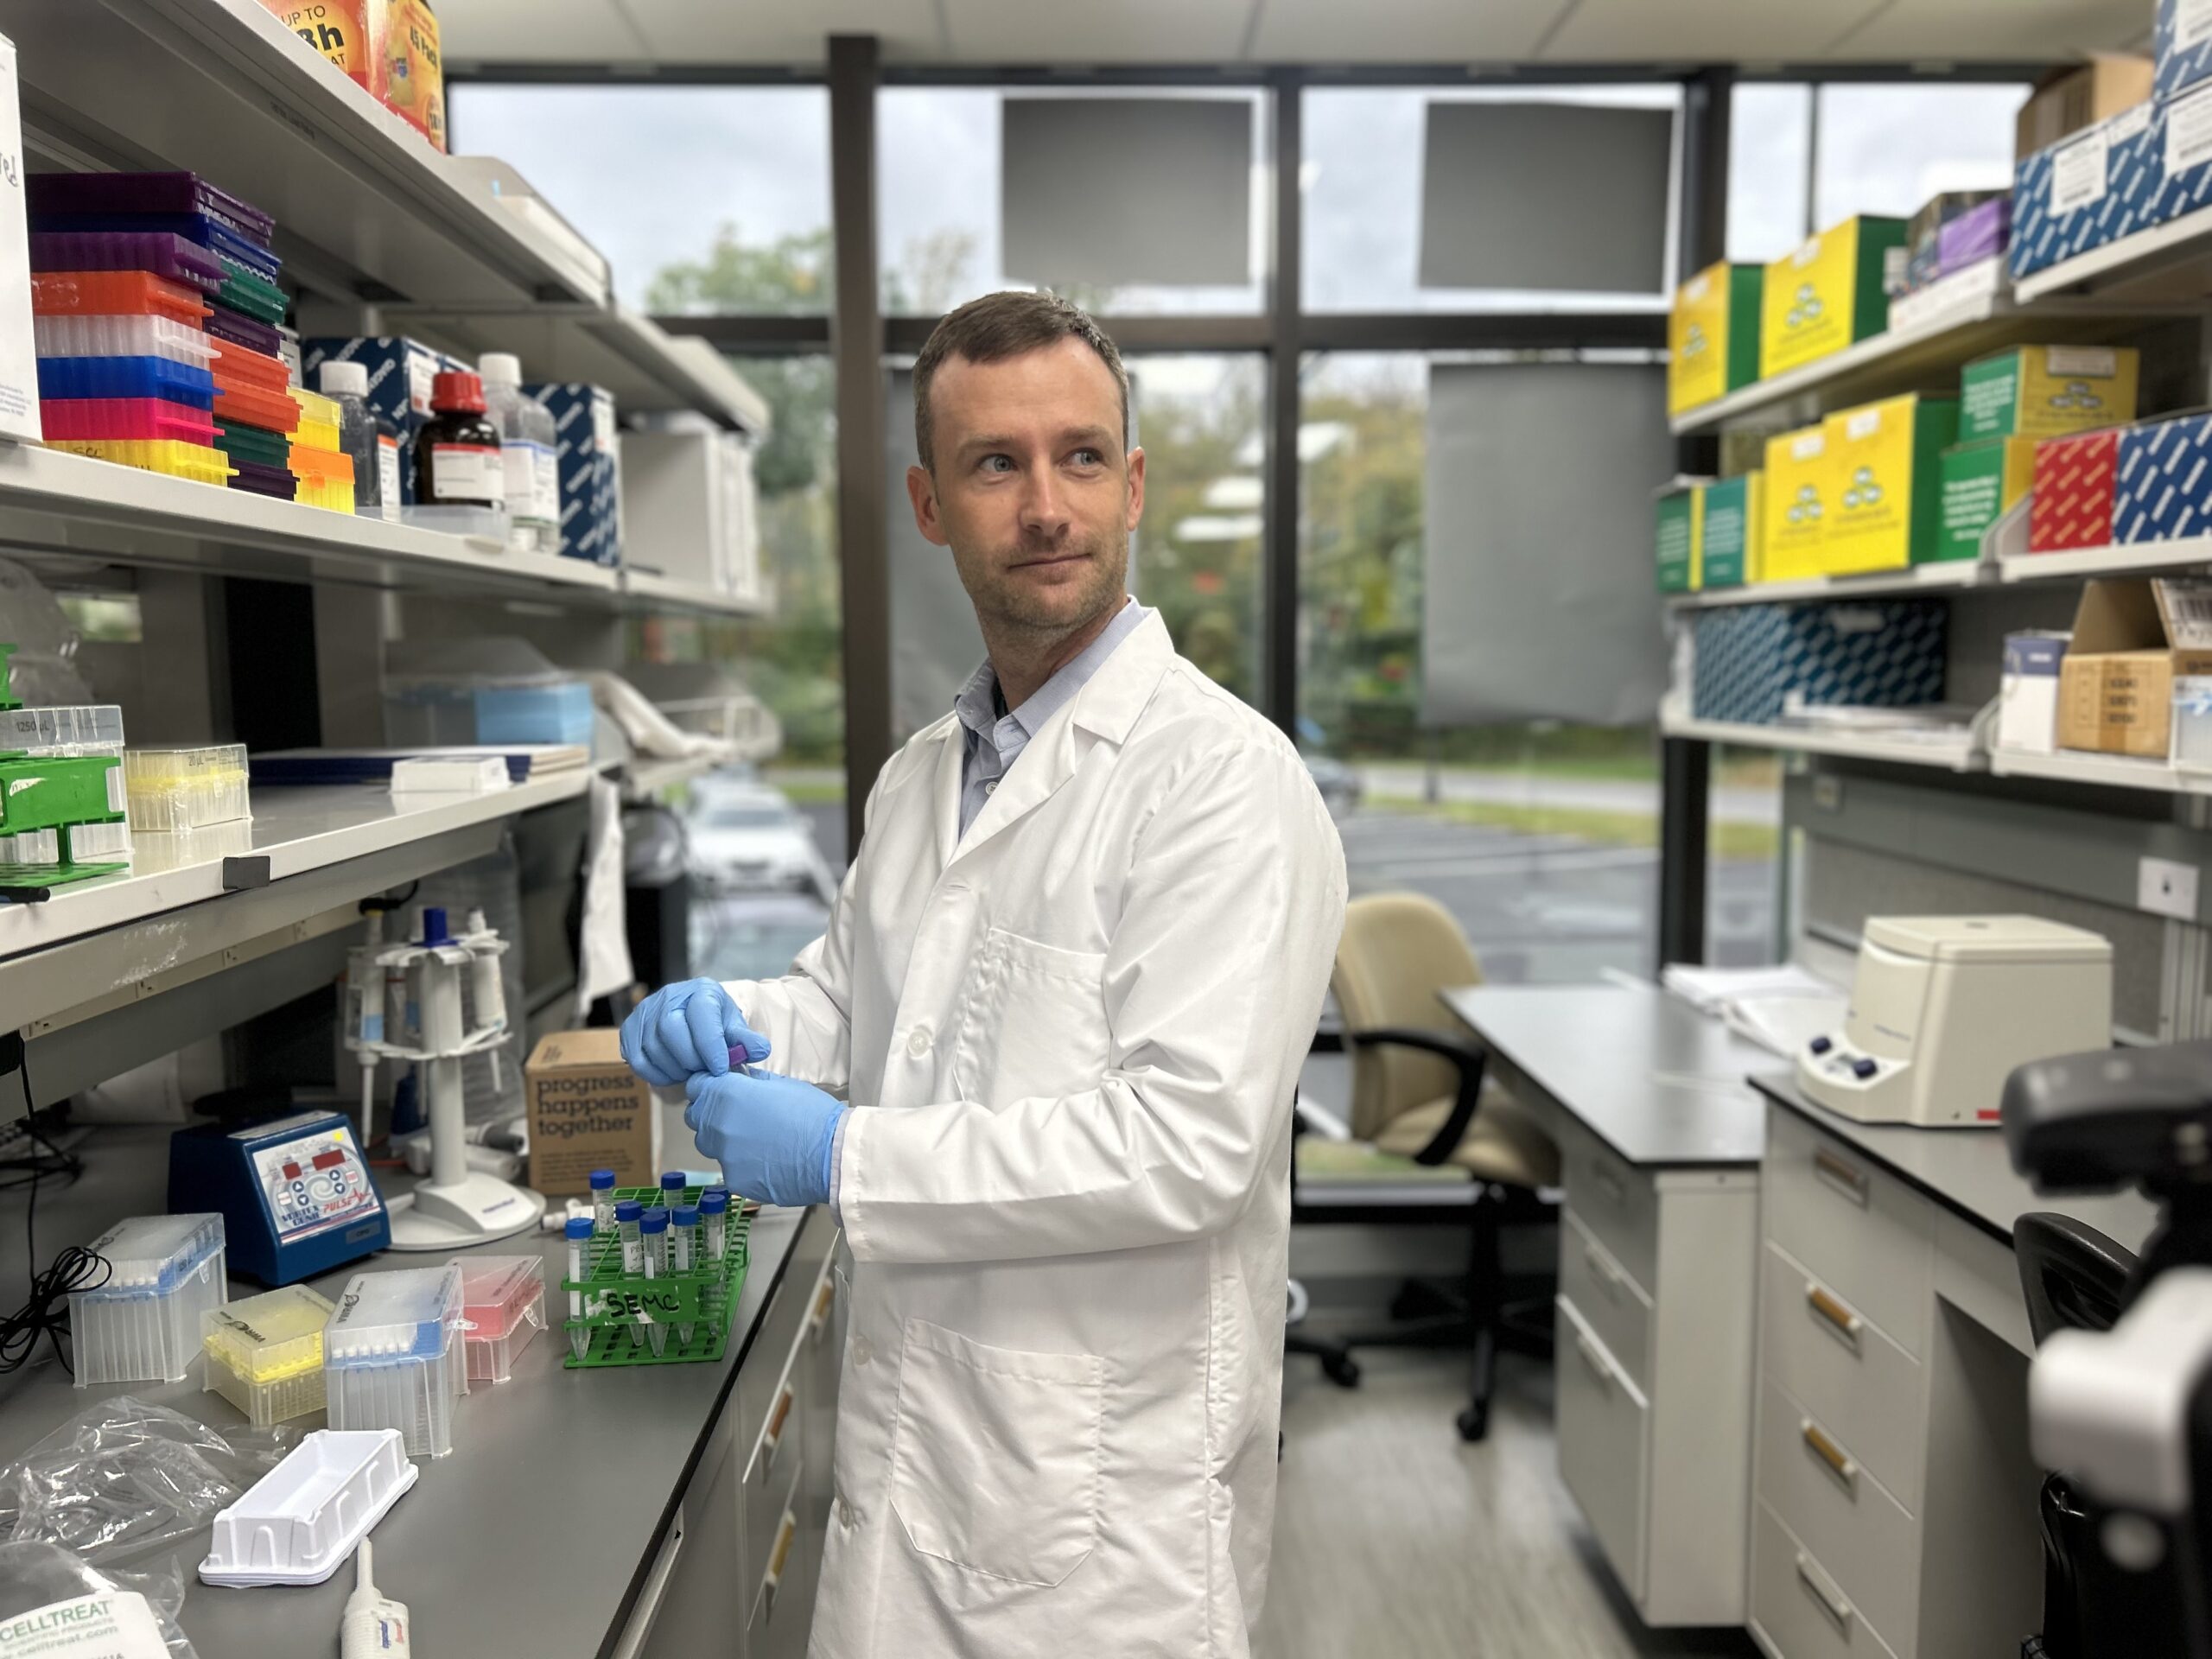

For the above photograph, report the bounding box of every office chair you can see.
[2017,1212,2187,1659]
[1302,891,1561,1442]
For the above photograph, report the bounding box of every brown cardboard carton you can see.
[2056,579,2212,757]
[2015,53,2153,158]
[524,1028,659,1197]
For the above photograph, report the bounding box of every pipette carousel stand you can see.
[376,906,545,1249]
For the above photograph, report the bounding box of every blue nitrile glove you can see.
[620,978,772,1087]
[683,1069,843,1209]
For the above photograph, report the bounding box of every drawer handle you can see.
[760,1506,798,1621]
[1573,1332,1613,1389]
[1584,1242,1624,1294]
[1806,1282,1863,1350]
[1802,1419,1859,1493]
[760,1382,796,1474]
[810,1277,836,1341]
[1794,1550,1854,1630]
[1813,1145,1870,1206]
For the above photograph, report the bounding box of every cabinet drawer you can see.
[1765,1105,1934,1359]
[1750,1499,1902,1659]
[1756,1376,1917,1658]
[744,1349,808,1595]
[1560,1119,1659,1298]
[746,1458,810,1659]
[1556,1296,1649,1606]
[1561,1207,1653,1393]
[1760,1241,1924,1510]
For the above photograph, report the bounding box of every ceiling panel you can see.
[943,0,1255,64]
[438,0,652,64]
[622,0,947,64]
[1839,0,2148,60]
[1245,0,1564,64]
[1541,0,1878,62]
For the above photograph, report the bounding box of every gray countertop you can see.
[1439,983,1771,1167]
[0,1115,811,1657]
[1751,1071,2160,1254]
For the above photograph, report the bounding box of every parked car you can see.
[689,890,833,986]
[685,784,836,900]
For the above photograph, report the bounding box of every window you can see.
[1707,747,1785,968]
[1303,86,1681,313]
[1726,83,1812,264]
[447,86,833,314]
[1813,83,2028,226]
[876,88,1267,315]
[1299,353,1663,983]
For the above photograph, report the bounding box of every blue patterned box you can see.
[302,336,451,504]
[2115,414,2212,543]
[2162,81,2212,222]
[525,382,621,565]
[2160,0,2212,101]
[1691,601,1948,726]
[2012,101,2162,277]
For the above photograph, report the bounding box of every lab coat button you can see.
[852,1334,874,1366]
[839,1500,857,1528]
[906,1028,933,1058]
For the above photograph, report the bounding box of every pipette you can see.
[564,1216,593,1362]
[340,1539,410,1659]
[671,1205,700,1348]
[589,1167,616,1235]
[639,1209,669,1357]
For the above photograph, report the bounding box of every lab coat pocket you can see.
[887,1318,1105,1588]
[953,928,1110,1108]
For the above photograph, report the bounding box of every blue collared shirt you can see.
[950,596,1150,838]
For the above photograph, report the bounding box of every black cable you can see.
[0,1240,106,1376]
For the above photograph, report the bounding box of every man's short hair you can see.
[912,290,1128,474]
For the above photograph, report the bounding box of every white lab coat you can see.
[723,613,1347,1658]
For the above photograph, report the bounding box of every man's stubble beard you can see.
[960,525,1129,640]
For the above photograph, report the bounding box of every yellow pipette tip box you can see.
[204,1285,336,1427]
[123,743,251,833]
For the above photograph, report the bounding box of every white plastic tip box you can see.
[324,1263,467,1459]
[71,1212,227,1386]
[200,1428,419,1588]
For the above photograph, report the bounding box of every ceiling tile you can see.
[942,0,1255,64]
[1541,0,1877,63]
[622,0,947,65]
[438,0,651,64]
[1246,0,1564,64]
[1838,0,2149,60]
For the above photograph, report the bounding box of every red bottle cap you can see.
[431,371,486,413]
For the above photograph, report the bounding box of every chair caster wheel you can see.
[1323,1353,1361,1388]
[1456,1402,1490,1443]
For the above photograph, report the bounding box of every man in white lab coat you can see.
[620,289,1348,1658]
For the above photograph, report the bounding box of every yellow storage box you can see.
[1669,262,1763,416]
[1760,216,1909,378]
[1821,393,1961,575]
[1763,427,1834,582]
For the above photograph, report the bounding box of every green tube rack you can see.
[560,1186,751,1369]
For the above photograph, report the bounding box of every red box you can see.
[2030,429,2120,552]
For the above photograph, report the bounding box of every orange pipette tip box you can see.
[31,270,209,326]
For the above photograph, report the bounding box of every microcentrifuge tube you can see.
[671,1206,700,1348]
[639,1209,670,1357]
[700,1188,728,1267]
[590,1168,616,1235]
[658,1171,686,1209]
[564,1216,593,1362]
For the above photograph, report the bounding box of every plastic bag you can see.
[0,1539,197,1657]
[0,1398,298,1566]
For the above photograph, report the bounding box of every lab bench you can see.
[1442,983,2163,1656]
[0,1115,844,1657]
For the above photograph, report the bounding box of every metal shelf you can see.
[0,442,624,601]
[1666,270,2148,437]
[2013,200,2212,307]
[0,769,591,1029]
[1662,715,1984,772]
[5,0,606,311]
[1669,558,1991,610]
[1999,538,2212,583]
[1987,747,2212,795]
[620,568,768,617]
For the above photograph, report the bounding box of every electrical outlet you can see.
[2138,855,2201,922]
